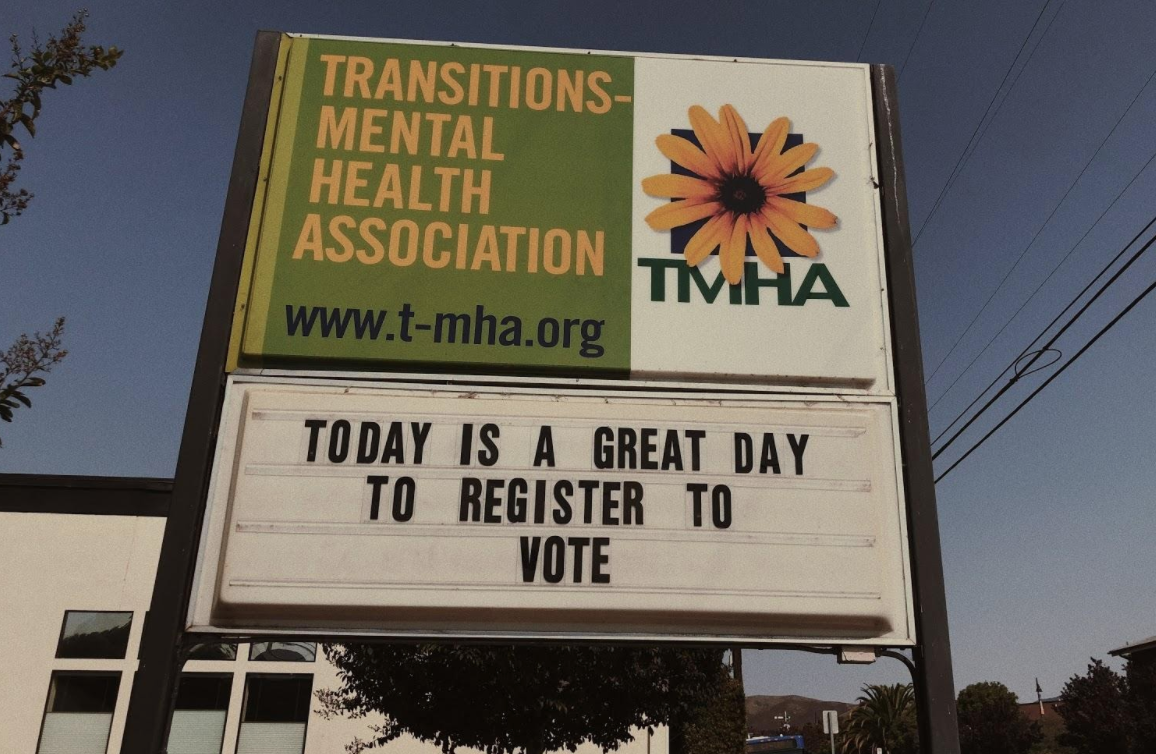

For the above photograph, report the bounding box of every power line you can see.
[925,0,1065,225]
[935,275,1156,483]
[923,62,1156,389]
[911,0,1061,249]
[930,210,1156,448]
[897,0,938,81]
[931,223,1156,457]
[927,147,1156,419]
[856,0,884,62]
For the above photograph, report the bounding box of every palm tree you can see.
[840,683,918,754]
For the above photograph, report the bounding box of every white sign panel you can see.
[190,380,914,643]
[823,710,841,735]
[629,55,890,390]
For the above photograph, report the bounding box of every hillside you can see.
[745,695,855,735]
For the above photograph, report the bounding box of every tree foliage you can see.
[670,675,746,754]
[793,722,827,754]
[1125,660,1156,754]
[1056,659,1129,754]
[839,684,917,754]
[1,11,120,444]
[956,681,1040,754]
[319,644,731,754]
[0,317,66,446]
[2,9,122,223]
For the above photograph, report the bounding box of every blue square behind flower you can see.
[669,129,806,259]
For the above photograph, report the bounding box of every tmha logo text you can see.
[637,259,849,306]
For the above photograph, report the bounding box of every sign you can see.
[127,34,958,754]
[230,35,891,391]
[189,380,913,643]
[823,710,840,735]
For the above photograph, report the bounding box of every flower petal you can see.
[655,134,720,180]
[645,199,722,231]
[684,213,728,266]
[721,105,753,171]
[751,117,790,176]
[720,213,749,284]
[767,196,838,229]
[762,142,819,183]
[762,207,820,257]
[689,105,736,175]
[748,217,785,274]
[768,167,835,195]
[642,174,717,199]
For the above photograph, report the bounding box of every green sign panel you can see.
[233,36,635,374]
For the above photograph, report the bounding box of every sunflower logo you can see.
[642,105,838,284]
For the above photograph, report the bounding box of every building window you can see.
[168,674,231,754]
[236,674,312,754]
[249,641,316,663]
[55,610,132,659]
[37,671,120,754]
[187,642,238,661]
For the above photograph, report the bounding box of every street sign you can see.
[189,379,913,642]
[822,710,840,735]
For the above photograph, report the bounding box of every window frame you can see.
[186,641,240,662]
[235,672,313,754]
[35,670,121,754]
[174,672,234,712]
[169,672,233,754]
[54,609,134,660]
[247,641,317,663]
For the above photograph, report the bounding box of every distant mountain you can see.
[745,695,856,735]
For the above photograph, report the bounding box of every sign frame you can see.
[119,32,959,754]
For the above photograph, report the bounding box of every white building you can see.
[0,474,666,754]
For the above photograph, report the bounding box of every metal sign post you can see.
[871,64,961,754]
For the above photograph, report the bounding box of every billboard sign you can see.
[231,35,891,391]
[127,33,956,753]
[189,380,913,643]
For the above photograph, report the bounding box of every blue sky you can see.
[3,0,1155,704]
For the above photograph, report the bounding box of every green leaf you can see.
[11,391,31,408]
[24,377,46,387]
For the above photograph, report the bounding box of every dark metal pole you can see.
[118,31,282,754]
[870,64,961,754]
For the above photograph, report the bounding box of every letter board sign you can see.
[189,380,913,643]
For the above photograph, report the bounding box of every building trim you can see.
[1109,635,1156,658]
[0,474,172,516]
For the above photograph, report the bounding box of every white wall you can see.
[0,511,667,754]
[0,512,162,753]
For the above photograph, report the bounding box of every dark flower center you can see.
[717,173,766,215]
